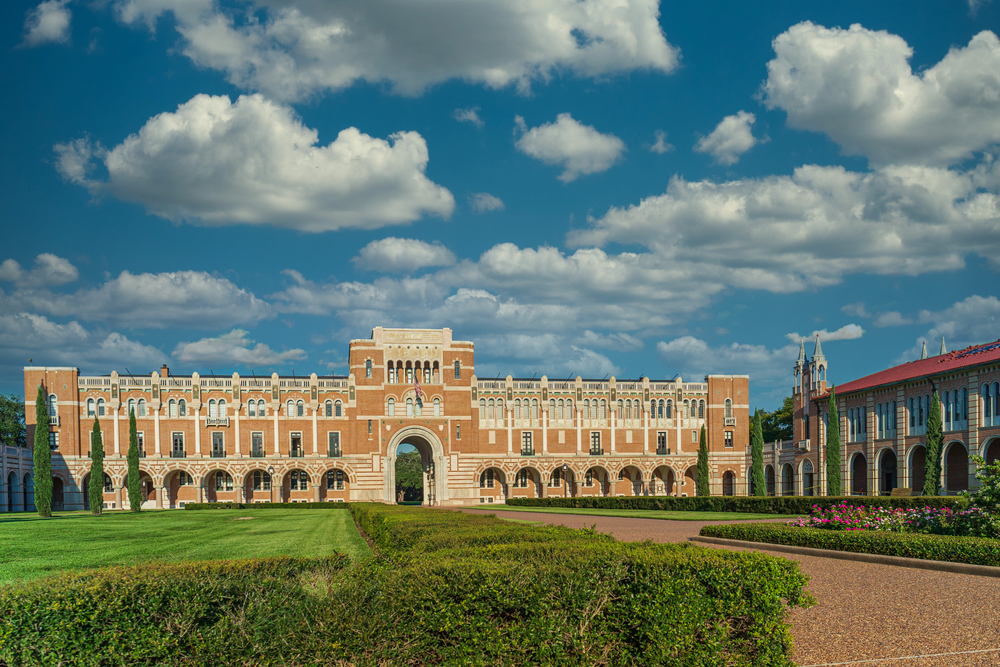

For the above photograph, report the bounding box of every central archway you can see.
[384,426,448,506]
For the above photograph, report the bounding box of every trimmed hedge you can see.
[0,555,350,666]
[506,495,962,514]
[183,501,350,510]
[699,522,1000,567]
[346,504,814,666]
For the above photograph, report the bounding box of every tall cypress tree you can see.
[33,384,52,516]
[751,410,766,496]
[826,385,841,497]
[923,391,943,497]
[89,417,104,515]
[127,408,141,512]
[697,425,710,496]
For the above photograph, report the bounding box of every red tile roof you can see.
[819,338,1000,399]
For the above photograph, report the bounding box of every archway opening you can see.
[986,438,1000,465]
[722,471,735,496]
[394,443,425,504]
[546,465,575,499]
[387,431,445,506]
[206,470,235,503]
[945,442,968,493]
[6,472,16,511]
[879,449,897,496]
[583,466,610,497]
[802,459,815,496]
[511,467,543,499]
[617,466,643,496]
[764,465,775,496]
[243,469,273,504]
[683,466,697,497]
[52,477,64,511]
[478,467,507,504]
[321,468,351,502]
[909,446,926,493]
[651,466,675,496]
[851,453,867,495]
[23,474,34,512]
[781,464,794,496]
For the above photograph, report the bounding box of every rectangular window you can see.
[171,432,185,458]
[724,431,734,448]
[49,432,58,451]
[251,432,264,458]
[521,432,533,456]
[590,431,602,455]
[366,359,373,379]
[691,430,698,443]
[454,360,461,380]
[456,424,461,440]
[656,431,667,455]
[137,432,145,458]
[368,419,373,435]
[328,432,341,457]
[211,432,224,458]
[290,433,303,457]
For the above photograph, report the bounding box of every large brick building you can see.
[762,336,1000,496]
[12,327,750,510]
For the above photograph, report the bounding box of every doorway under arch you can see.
[878,448,897,496]
[850,453,867,495]
[944,441,969,493]
[722,471,735,496]
[908,445,926,493]
[385,426,447,506]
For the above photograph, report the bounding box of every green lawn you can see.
[469,505,786,522]
[0,509,370,586]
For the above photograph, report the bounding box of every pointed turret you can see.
[812,335,825,362]
[921,341,928,359]
[939,336,947,356]
[795,339,806,368]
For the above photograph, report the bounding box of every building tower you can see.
[792,336,828,447]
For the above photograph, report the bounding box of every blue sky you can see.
[2,0,998,410]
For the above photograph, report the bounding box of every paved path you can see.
[461,508,1000,667]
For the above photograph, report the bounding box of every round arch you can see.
[781,463,794,496]
[651,465,675,496]
[906,444,926,493]
[582,465,611,497]
[477,466,508,504]
[204,468,236,503]
[764,464,775,496]
[243,468,275,504]
[683,465,698,497]
[985,437,1000,465]
[877,447,897,496]
[799,459,815,496]
[722,470,736,496]
[849,452,867,495]
[385,426,447,505]
[511,466,543,499]
[618,465,644,496]
[943,440,969,494]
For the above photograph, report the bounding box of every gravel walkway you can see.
[461,508,1000,666]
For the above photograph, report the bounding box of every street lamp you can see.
[562,464,569,498]
[267,465,274,504]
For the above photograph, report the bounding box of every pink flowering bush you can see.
[787,503,987,536]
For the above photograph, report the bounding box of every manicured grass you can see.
[0,509,370,586]
[468,504,785,521]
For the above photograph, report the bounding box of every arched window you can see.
[582,399,589,420]
[617,399,623,418]
[698,400,705,419]
[252,470,271,490]
[168,399,177,418]
[434,397,441,417]
[531,399,538,420]
[558,399,565,421]
[454,360,461,380]
[415,398,423,417]
[103,473,113,493]
[128,399,136,416]
[325,400,333,417]
[585,469,593,486]
[87,398,95,417]
[994,382,1000,425]
[335,400,343,417]
[423,363,431,384]
[388,363,396,384]
[513,399,521,421]
[208,400,218,419]
[47,394,57,417]
[97,398,106,417]
[480,469,495,488]
[690,401,697,418]
[666,399,672,418]
[366,359,373,379]
[179,399,186,417]
[600,399,607,420]
[138,399,146,417]
[177,471,193,486]
[549,399,556,419]
[406,398,414,417]
[725,399,733,419]
[215,472,233,491]
[248,400,256,417]
[497,398,505,425]
[890,400,896,433]
[285,400,293,417]
[257,400,266,417]
[295,400,304,417]
[479,398,486,422]
[388,398,395,416]
[289,470,309,490]
[488,399,496,420]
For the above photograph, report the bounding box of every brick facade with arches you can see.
[17,327,750,509]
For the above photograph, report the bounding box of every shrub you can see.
[786,503,987,536]
[183,502,351,510]
[505,495,961,514]
[700,522,1000,567]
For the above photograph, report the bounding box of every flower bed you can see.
[786,503,988,536]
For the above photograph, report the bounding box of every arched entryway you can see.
[546,465,575,499]
[985,438,1000,465]
[321,468,351,502]
[683,466,697,497]
[801,459,815,496]
[205,470,236,503]
[81,472,113,510]
[850,453,867,495]
[164,469,196,508]
[478,467,507,504]
[385,426,447,505]
[282,469,312,502]
[764,465,775,496]
[617,466,643,496]
[908,445,926,493]
[243,469,273,504]
[52,477,64,511]
[582,466,610,497]
[5,472,16,511]
[651,466,675,496]
[781,464,794,496]
[878,448,897,496]
[511,467,543,499]
[722,471,735,496]
[23,473,34,511]
[944,441,969,494]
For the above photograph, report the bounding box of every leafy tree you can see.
[696,425,709,496]
[761,396,794,443]
[826,386,841,497]
[751,410,766,496]
[127,408,141,512]
[89,418,104,515]
[923,391,943,497]
[33,385,52,517]
[395,450,424,502]
[0,394,26,449]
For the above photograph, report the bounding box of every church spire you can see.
[812,334,825,361]
[940,336,947,356]
[796,339,806,366]
[921,341,928,359]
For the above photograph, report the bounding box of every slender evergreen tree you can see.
[33,384,52,516]
[751,410,766,496]
[826,385,841,497]
[697,425,710,496]
[89,417,104,514]
[127,408,141,512]
[923,391,943,497]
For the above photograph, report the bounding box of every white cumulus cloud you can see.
[111,0,679,101]
[515,113,626,182]
[656,336,798,386]
[649,130,674,154]
[0,254,79,288]
[352,238,456,273]
[764,22,1000,166]
[173,329,306,367]
[694,111,760,166]
[55,93,454,231]
[468,192,505,213]
[576,330,644,351]
[785,324,865,344]
[20,0,71,47]
[453,107,484,128]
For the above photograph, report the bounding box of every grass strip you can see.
[507,495,963,514]
[699,522,1000,567]
[468,505,784,521]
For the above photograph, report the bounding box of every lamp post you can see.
[562,464,569,498]
[267,465,274,504]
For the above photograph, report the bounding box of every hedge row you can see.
[0,555,351,666]
[506,495,962,514]
[183,501,350,510]
[699,523,1000,567]
[347,504,814,666]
